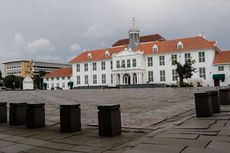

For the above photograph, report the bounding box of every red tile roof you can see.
[44,67,72,78]
[70,36,220,63]
[213,51,230,65]
[112,34,165,47]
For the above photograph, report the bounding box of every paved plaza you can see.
[0,87,230,153]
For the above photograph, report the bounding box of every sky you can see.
[0,0,230,70]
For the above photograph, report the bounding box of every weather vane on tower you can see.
[132,17,136,26]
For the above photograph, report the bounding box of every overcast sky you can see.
[0,0,230,70]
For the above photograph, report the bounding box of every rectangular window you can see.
[184,53,191,62]
[159,56,165,66]
[62,77,65,80]
[171,54,177,65]
[218,66,224,71]
[51,77,54,81]
[68,76,70,80]
[102,74,106,84]
[116,60,120,68]
[93,75,97,84]
[199,52,205,63]
[148,57,153,67]
[62,83,65,88]
[133,59,137,67]
[148,71,154,82]
[46,78,49,81]
[51,83,54,88]
[85,75,88,85]
[93,62,97,71]
[84,63,88,71]
[77,75,81,85]
[199,67,206,79]
[172,69,178,81]
[76,64,80,72]
[160,70,166,82]
[121,60,125,68]
[111,74,113,83]
[101,61,106,70]
[110,61,113,70]
[57,77,59,80]
[127,59,131,68]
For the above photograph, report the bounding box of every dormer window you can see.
[152,44,158,52]
[87,52,92,60]
[104,50,110,57]
[177,41,184,49]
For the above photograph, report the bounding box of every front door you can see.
[123,74,131,85]
[214,79,220,86]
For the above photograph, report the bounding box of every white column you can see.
[130,73,133,85]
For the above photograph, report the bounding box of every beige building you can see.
[3,60,70,78]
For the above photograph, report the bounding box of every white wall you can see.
[43,76,72,90]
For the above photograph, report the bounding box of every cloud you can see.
[82,24,114,41]
[69,43,81,52]
[26,38,54,54]
[14,33,27,48]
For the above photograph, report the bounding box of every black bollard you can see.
[97,104,121,137]
[194,93,213,117]
[219,88,230,105]
[26,103,45,128]
[0,102,7,123]
[60,104,81,132]
[207,90,220,113]
[9,103,27,125]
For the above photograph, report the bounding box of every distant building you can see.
[2,60,70,78]
[43,24,230,89]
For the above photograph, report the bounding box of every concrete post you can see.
[60,104,81,132]
[26,103,45,128]
[206,90,220,113]
[194,93,213,117]
[97,104,121,137]
[0,102,7,123]
[9,103,27,125]
[219,88,230,105]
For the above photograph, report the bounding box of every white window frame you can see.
[160,70,166,82]
[159,56,165,66]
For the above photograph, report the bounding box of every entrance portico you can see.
[113,72,144,85]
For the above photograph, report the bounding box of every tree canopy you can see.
[3,75,24,89]
[173,60,196,87]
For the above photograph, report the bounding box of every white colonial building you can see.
[43,25,230,89]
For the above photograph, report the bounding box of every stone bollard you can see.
[60,104,81,132]
[207,90,220,113]
[219,88,230,105]
[26,103,45,128]
[97,104,121,137]
[9,103,27,125]
[0,102,7,123]
[194,93,213,117]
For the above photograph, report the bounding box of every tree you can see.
[173,60,196,87]
[3,75,24,89]
[33,71,47,89]
[0,70,2,80]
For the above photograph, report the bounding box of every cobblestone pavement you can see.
[0,87,229,153]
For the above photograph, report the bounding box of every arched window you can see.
[177,41,184,49]
[152,44,158,52]
[87,52,92,60]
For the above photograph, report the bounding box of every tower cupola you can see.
[128,18,140,50]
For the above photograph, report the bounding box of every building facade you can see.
[43,25,230,89]
[3,60,70,78]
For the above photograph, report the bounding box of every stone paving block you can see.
[0,140,15,148]
[0,133,11,139]
[3,136,26,142]
[19,138,48,147]
[174,119,215,129]
[0,144,34,153]
[23,147,62,153]
[207,140,230,152]
[166,129,218,136]
[155,133,199,140]
[182,147,229,153]
[143,137,210,148]
[218,127,230,136]
[123,143,185,153]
